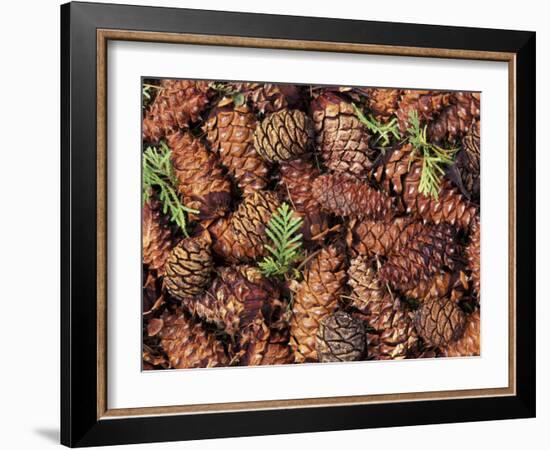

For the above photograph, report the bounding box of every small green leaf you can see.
[232,92,245,106]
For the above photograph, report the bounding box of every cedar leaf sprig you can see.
[353,103,401,147]
[210,82,246,106]
[259,203,304,278]
[406,110,458,199]
[142,143,199,236]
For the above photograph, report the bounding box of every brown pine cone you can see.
[142,342,169,369]
[347,256,387,316]
[311,92,375,178]
[239,319,294,366]
[210,191,280,263]
[151,309,230,369]
[374,144,477,229]
[278,158,329,241]
[227,82,302,114]
[347,258,418,359]
[290,245,347,362]
[466,217,481,299]
[181,266,281,336]
[414,298,466,347]
[143,79,212,143]
[379,223,458,290]
[456,120,480,199]
[402,270,469,303]
[143,270,164,315]
[346,217,417,258]
[441,310,480,357]
[203,104,270,193]
[396,90,452,133]
[316,311,366,362]
[254,109,311,162]
[312,173,395,219]
[164,235,213,300]
[142,196,178,275]
[364,88,402,122]
[168,131,232,220]
[428,92,480,144]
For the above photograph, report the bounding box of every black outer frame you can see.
[61,1,535,447]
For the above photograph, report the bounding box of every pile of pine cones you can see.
[142,80,481,370]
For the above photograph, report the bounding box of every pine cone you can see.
[143,270,164,315]
[290,245,347,362]
[254,109,311,162]
[466,217,481,299]
[402,270,469,303]
[347,258,418,359]
[414,298,466,347]
[311,92,375,178]
[346,217,417,258]
[143,79,212,143]
[182,266,280,336]
[428,93,480,144]
[373,144,477,229]
[142,196,178,275]
[142,349,168,369]
[364,88,402,122]
[151,309,229,368]
[203,105,270,193]
[239,319,294,365]
[168,131,232,220]
[456,120,480,199]
[316,311,366,362]
[278,158,329,241]
[312,174,395,219]
[227,82,301,114]
[347,256,387,316]
[164,235,213,300]
[441,310,480,357]
[396,90,452,133]
[210,191,280,263]
[379,223,457,290]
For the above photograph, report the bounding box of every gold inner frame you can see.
[96,29,517,420]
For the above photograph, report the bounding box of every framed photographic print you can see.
[61,1,536,447]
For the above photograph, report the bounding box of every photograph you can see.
[141,80,481,370]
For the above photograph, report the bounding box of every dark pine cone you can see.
[379,222,458,290]
[312,173,395,220]
[316,311,366,362]
[414,298,466,347]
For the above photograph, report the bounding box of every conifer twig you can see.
[353,103,401,147]
[259,202,304,278]
[142,143,199,236]
[406,110,458,199]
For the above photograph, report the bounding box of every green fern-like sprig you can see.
[406,110,458,199]
[352,103,401,147]
[142,143,199,236]
[259,202,304,278]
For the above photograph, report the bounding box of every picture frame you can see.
[61,1,536,447]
